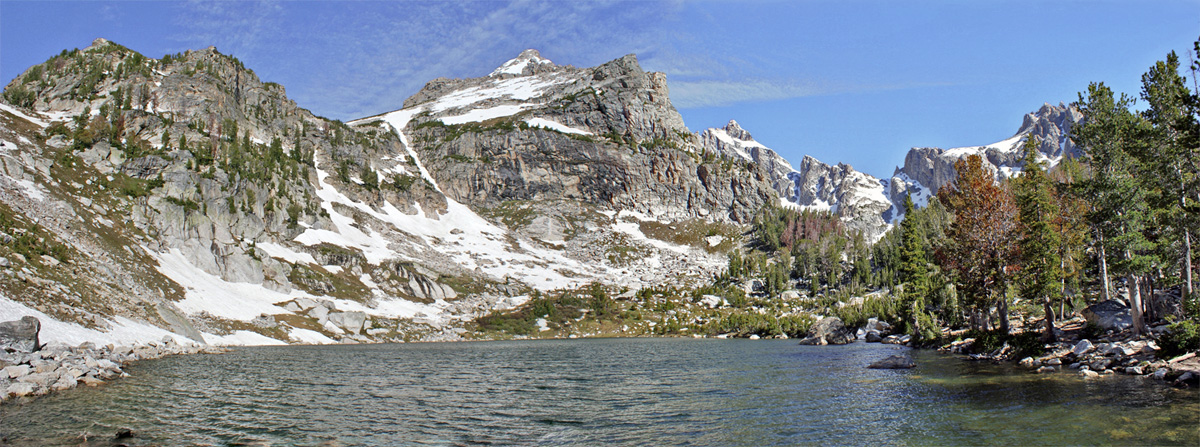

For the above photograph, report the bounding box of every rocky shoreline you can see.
[790,313,1199,387]
[1,316,225,404]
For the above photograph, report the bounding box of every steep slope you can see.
[0,42,767,346]
[0,39,535,345]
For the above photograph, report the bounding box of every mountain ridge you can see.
[0,41,1082,348]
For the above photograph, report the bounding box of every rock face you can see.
[798,317,856,345]
[698,103,1083,240]
[1082,300,1133,332]
[698,120,797,201]
[0,316,40,352]
[397,52,779,224]
[867,355,916,369]
[699,122,893,240]
[889,103,1083,214]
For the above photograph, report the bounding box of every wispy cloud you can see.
[667,79,832,108]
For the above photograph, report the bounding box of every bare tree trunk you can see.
[1098,235,1112,301]
[1185,228,1194,302]
[1144,275,1157,322]
[998,296,1010,335]
[1128,274,1146,336]
[1042,295,1057,342]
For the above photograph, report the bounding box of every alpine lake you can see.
[1,338,1196,445]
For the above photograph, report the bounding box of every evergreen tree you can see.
[1138,50,1199,304]
[1072,82,1156,335]
[897,193,935,339]
[1015,138,1063,341]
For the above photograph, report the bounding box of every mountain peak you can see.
[490,49,554,76]
[723,120,755,142]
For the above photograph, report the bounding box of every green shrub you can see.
[1158,319,1200,358]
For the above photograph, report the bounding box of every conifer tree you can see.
[1138,50,1199,304]
[897,193,933,338]
[1073,82,1156,335]
[1015,138,1062,341]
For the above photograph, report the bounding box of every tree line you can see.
[731,38,1199,352]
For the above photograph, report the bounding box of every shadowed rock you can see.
[798,317,855,345]
[0,316,40,352]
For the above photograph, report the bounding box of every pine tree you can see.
[897,193,934,339]
[1072,82,1156,335]
[1139,50,1199,305]
[1015,138,1063,341]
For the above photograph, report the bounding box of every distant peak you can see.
[723,119,755,142]
[86,38,112,51]
[490,49,554,76]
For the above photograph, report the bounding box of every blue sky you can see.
[2,1,1197,179]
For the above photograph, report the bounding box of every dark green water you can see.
[1,338,1196,445]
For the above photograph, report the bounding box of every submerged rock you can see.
[867,355,916,369]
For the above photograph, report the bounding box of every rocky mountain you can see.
[0,41,777,347]
[888,102,1083,217]
[698,120,892,239]
[700,103,1083,237]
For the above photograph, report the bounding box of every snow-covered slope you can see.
[699,120,892,240]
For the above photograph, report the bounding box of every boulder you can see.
[1019,357,1039,368]
[863,317,892,334]
[0,316,40,352]
[797,317,856,345]
[6,381,36,397]
[1072,339,1093,356]
[867,355,916,369]
[1080,369,1099,378]
[1125,366,1144,375]
[1153,368,1170,380]
[308,305,330,323]
[865,330,883,343]
[699,295,725,309]
[4,364,31,379]
[1036,365,1057,373]
[1045,358,1062,366]
[328,311,368,334]
[1082,300,1133,332]
[1173,371,1198,388]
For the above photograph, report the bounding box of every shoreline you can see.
[3,322,1196,408]
[1,336,226,405]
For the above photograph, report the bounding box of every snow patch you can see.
[202,330,287,346]
[441,104,531,125]
[151,248,296,321]
[0,103,50,127]
[255,241,316,265]
[524,118,592,135]
[0,292,192,346]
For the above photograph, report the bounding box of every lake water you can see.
[1,338,1196,445]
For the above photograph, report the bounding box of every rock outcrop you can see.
[1082,300,1133,332]
[798,316,856,345]
[890,103,1083,214]
[0,316,40,352]
[394,51,779,224]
